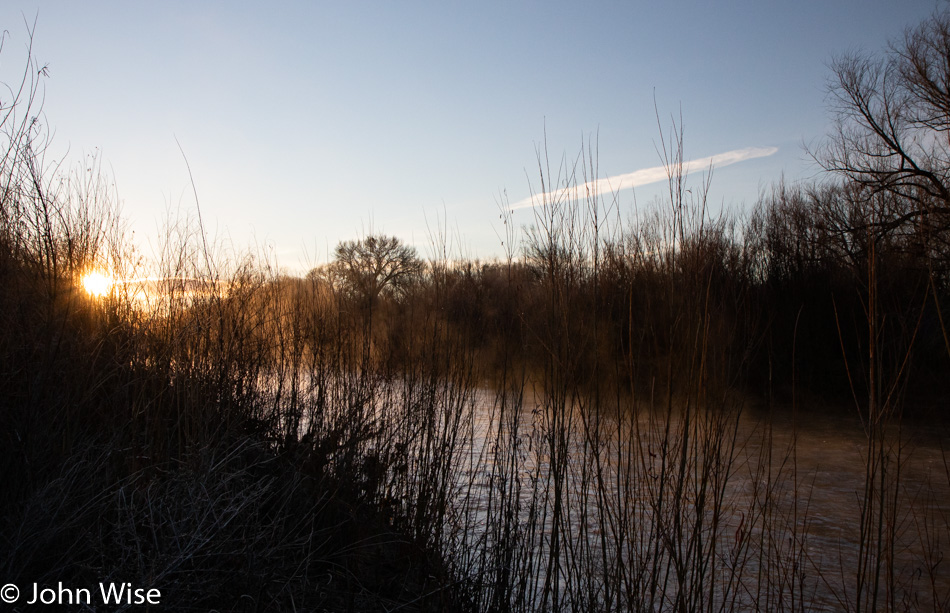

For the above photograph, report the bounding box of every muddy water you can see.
[284,370,949,610]
[457,390,950,611]
[736,406,950,610]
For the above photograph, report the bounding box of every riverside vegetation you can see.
[3,12,950,613]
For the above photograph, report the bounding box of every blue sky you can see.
[0,1,942,272]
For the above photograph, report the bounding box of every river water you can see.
[450,388,950,612]
[281,369,950,611]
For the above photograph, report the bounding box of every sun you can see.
[81,271,114,297]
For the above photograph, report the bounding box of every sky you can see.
[0,1,944,273]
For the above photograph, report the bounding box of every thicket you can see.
[0,29,461,612]
[315,176,949,416]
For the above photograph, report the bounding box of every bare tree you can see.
[330,234,424,306]
[817,11,950,237]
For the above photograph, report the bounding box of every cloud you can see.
[510,146,778,210]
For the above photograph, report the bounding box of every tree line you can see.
[285,12,950,417]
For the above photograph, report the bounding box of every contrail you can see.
[510,146,778,210]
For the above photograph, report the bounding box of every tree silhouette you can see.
[330,235,424,307]
[817,10,950,237]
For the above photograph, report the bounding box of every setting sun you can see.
[81,271,113,297]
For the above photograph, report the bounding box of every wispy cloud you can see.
[510,146,778,210]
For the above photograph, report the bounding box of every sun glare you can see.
[82,271,114,297]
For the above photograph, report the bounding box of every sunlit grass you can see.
[81,271,113,297]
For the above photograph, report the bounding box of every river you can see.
[448,387,950,612]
